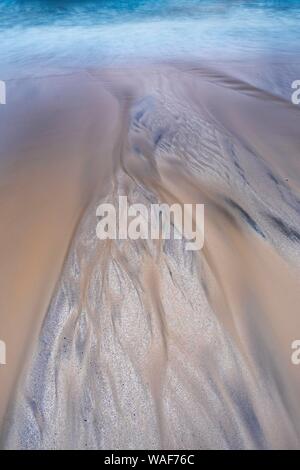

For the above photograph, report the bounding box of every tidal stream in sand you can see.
[0,0,300,449]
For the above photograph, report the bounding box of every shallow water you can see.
[0,0,300,450]
[1,0,300,77]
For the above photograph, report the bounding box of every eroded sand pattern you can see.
[0,62,300,449]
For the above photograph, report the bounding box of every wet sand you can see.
[0,61,300,449]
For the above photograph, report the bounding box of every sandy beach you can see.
[0,58,300,448]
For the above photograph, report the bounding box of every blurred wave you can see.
[1,0,300,78]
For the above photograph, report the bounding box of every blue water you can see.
[1,1,300,78]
